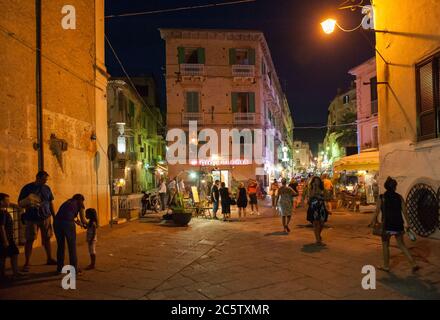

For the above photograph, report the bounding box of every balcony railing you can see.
[182,112,204,125]
[180,64,205,76]
[233,112,256,125]
[232,65,255,77]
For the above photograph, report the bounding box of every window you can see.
[178,47,205,64]
[370,76,378,114]
[343,95,350,104]
[229,48,256,65]
[186,92,200,112]
[372,126,379,148]
[231,92,255,113]
[416,53,440,141]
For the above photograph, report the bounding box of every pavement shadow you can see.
[0,271,60,288]
[380,273,440,300]
[264,231,289,236]
[301,243,328,253]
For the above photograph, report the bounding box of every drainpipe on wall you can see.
[35,0,44,171]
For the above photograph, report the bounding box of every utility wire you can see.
[105,0,256,19]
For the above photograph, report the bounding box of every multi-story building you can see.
[349,57,379,152]
[292,141,313,173]
[107,78,166,195]
[373,0,440,238]
[0,1,110,231]
[322,86,358,169]
[160,28,294,187]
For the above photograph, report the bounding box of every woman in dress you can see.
[307,177,328,245]
[276,178,297,232]
[369,177,419,272]
[236,182,248,220]
[219,182,231,221]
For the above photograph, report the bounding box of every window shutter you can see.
[417,61,436,140]
[197,48,205,64]
[187,92,199,112]
[229,48,236,65]
[178,47,185,64]
[248,48,256,65]
[249,92,255,112]
[231,93,238,113]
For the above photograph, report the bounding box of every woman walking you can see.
[276,178,297,232]
[236,182,248,220]
[369,177,419,272]
[219,182,231,221]
[307,177,328,245]
[53,194,87,274]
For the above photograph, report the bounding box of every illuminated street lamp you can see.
[321,5,375,34]
[321,19,337,34]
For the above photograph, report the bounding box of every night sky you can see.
[105,0,375,154]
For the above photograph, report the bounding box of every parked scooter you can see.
[141,191,161,216]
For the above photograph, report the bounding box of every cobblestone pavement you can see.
[1,200,440,300]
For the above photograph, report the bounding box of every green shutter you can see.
[249,92,255,112]
[248,48,256,65]
[229,48,236,65]
[178,47,185,64]
[129,100,135,117]
[197,48,205,64]
[187,92,199,112]
[231,93,238,113]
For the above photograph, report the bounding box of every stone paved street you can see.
[1,201,440,300]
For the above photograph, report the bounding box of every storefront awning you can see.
[333,151,379,172]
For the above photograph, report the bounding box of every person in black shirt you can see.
[370,177,419,272]
[0,193,22,279]
[219,182,231,221]
[211,180,220,220]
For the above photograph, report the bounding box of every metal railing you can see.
[233,112,256,125]
[232,65,255,77]
[182,112,204,125]
[180,64,205,76]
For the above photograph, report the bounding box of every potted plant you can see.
[171,192,193,226]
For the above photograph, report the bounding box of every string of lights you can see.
[105,0,256,19]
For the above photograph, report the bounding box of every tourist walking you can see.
[219,182,231,221]
[236,182,248,220]
[247,179,259,215]
[270,179,279,208]
[322,174,334,213]
[369,177,419,273]
[307,176,328,245]
[0,193,23,280]
[53,194,87,274]
[18,171,57,272]
[211,180,220,220]
[276,178,297,233]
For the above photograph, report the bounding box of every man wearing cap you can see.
[18,171,57,271]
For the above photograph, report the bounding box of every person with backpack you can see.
[369,177,419,273]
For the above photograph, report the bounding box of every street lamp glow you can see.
[189,171,197,180]
[321,19,337,34]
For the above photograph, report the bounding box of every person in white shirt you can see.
[159,179,167,211]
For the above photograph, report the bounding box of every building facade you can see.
[349,57,379,153]
[160,29,294,187]
[322,87,358,170]
[292,141,313,173]
[0,1,110,228]
[373,0,440,238]
[107,78,166,195]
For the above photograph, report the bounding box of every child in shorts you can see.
[85,208,98,270]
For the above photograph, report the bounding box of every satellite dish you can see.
[108,144,117,161]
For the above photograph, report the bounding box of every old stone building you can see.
[373,0,440,238]
[0,0,110,232]
[160,28,294,187]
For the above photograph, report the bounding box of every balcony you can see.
[232,65,255,78]
[182,112,204,125]
[180,64,205,76]
[233,112,256,125]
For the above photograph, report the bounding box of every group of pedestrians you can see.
[0,171,98,281]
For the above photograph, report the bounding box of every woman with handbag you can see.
[307,177,329,245]
[236,183,248,220]
[369,177,419,272]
